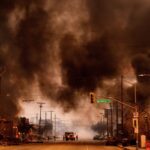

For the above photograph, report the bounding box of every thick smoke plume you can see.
[0,0,149,118]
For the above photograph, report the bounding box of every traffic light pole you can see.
[106,96,139,150]
[90,92,139,149]
[37,102,45,134]
[134,84,139,150]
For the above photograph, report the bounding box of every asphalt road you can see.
[0,143,123,150]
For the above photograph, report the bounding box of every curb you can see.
[118,145,130,150]
[117,145,138,150]
[118,145,146,150]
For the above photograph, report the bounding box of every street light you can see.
[138,74,150,77]
[120,76,137,137]
[123,78,139,150]
[138,73,150,142]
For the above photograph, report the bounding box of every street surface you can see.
[0,143,123,150]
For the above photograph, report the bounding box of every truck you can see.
[63,132,78,141]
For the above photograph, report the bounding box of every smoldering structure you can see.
[0,0,149,118]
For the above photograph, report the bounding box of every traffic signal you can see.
[90,92,95,103]
[132,118,139,133]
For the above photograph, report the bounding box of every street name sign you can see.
[97,99,111,103]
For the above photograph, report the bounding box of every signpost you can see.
[97,99,111,103]
[133,111,139,134]
[133,118,139,134]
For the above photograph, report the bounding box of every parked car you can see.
[105,137,119,146]
[93,135,102,140]
[121,138,129,146]
[121,137,136,146]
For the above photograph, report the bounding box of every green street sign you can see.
[97,99,111,103]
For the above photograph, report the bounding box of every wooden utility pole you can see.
[110,103,113,136]
[121,75,124,133]
[106,109,109,137]
[47,111,54,136]
[0,66,5,96]
[116,102,118,137]
[54,114,56,141]
[37,102,45,134]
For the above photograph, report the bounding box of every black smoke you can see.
[0,0,53,118]
[0,0,150,117]
[59,34,120,92]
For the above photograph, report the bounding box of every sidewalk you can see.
[118,145,146,150]
[123,146,146,150]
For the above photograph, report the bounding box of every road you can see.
[0,143,124,150]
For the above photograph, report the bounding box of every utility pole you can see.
[45,112,47,123]
[0,66,5,96]
[36,113,38,124]
[0,75,1,96]
[144,114,149,137]
[121,75,124,133]
[106,109,109,137]
[134,84,139,150]
[100,113,104,136]
[47,111,54,136]
[37,102,45,134]
[44,111,48,137]
[50,111,53,124]
[116,101,118,137]
[54,114,56,141]
[110,103,113,136]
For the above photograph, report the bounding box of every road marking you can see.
[86,145,89,150]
